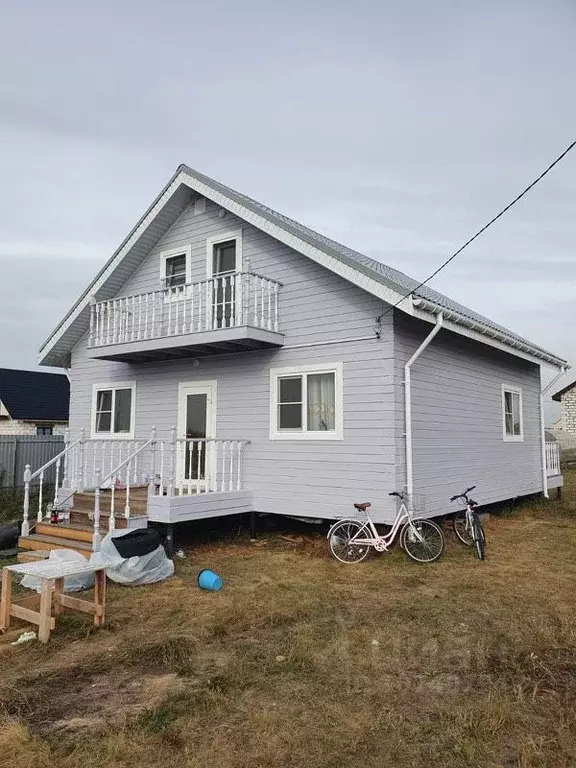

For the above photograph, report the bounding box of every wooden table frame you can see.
[0,566,106,644]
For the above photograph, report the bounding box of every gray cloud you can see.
[0,0,574,419]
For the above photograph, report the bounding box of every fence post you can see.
[21,464,31,536]
[62,428,71,492]
[93,468,102,551]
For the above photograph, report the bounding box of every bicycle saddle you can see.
[354,502,371,511]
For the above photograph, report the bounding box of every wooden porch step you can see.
[17,550,50,563]
[18,534,92,558]
[35,522,94,543]
[68,509,144,529]
[72,492,148,516]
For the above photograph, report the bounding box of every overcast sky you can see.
[1,0,574,418]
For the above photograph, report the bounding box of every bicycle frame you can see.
[332,502,424,551]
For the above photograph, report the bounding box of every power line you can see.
[377,138,576,322]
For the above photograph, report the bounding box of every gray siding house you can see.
[21,165,567,552]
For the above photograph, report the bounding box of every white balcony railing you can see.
[545,441,561,477]
[88,272,281,348]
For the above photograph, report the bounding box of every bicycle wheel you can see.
[453,512,473,546]
[472,512,485,561]
[328,519,371,564]
[400,519,444,563]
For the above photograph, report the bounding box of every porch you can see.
[17,430,252,556]
[87,272,284,362]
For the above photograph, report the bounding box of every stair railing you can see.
[21,430,82,537]
[92,427,157,549]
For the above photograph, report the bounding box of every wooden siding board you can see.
[393,312,544,516]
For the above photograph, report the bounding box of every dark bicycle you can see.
[450,486,485,560]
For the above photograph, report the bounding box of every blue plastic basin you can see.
[197,568,223,591]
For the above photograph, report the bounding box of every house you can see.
[552,379,576,435]
[18,165,567,554]
[0,368,69,436]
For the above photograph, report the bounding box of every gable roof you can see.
[38,165,568,370]
[552,379,576,402]
[0,368,69,421]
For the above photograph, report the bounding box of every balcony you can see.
[87,272,284,362]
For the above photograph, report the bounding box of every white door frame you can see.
[177,380,217,492]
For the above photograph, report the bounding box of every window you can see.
[36,426,53,436]
[164,254,187,288]
[206,231,242,277]
[502,385,523,441]
[92,383,135,438]
[160,246,191,290]
[270,364,343,440]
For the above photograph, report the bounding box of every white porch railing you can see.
[22,428,250,549]
[545,441,561,477]
[88,272,281,348]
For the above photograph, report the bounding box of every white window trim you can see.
[91,381,136,440]
[206,230,243,278]
[159,245,192,288]
[270,363,344,441]
[502,384,523,442]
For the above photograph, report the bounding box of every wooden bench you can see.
[0,560,107,644]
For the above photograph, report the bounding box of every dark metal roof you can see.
[552,379,576,402]
[0,368,69,421]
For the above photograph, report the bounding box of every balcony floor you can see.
[87,325,284,362]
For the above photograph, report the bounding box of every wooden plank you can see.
[11,603,55,630]
[58,593,101,616]
[35,523,94,543]
[0,568,12,632]
[38,580,53,643]
[12,594,41,610]
[94,570,105,626]
[53,578,63,617]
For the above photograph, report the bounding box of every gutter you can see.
[405,312,444,498]
[540,366,568,498]
[412,297,567,368]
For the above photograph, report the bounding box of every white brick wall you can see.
[560,388,576,436]
[0,419,68,436]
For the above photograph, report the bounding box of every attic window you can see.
[164,254,187,288]
[160,246,191,290]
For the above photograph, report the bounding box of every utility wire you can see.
[377,138,576,321]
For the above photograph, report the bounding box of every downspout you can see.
[539,365,567,498]
[405,312,444,497]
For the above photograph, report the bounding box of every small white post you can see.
[148,426,157,498]
[168,425,176,497]
[109,475,116,532]
[124,462,131,519]
[38,470,44,523]
[78,427,86,492]
[62,427,71,491]
[273,282,279,332]
[22,465,31,537]
[93,469,102,551]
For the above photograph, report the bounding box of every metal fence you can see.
[0,436,65,490]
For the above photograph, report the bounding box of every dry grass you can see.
[2,474,576,767]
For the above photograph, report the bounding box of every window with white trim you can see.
[92,383,135,438]
[270,364,343,440]
[502,385,523,441]
[159,246,191,291]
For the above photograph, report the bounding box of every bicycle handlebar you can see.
[389,491,404,498]
[450,485,477,503]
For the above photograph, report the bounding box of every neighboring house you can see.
[552,380,576,436]
[0,368,69,436]
[19,165,567,553]
[551,413,566,431]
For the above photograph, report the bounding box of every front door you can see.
[177,381,217,493]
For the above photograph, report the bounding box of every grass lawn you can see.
[1,473,576,768]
